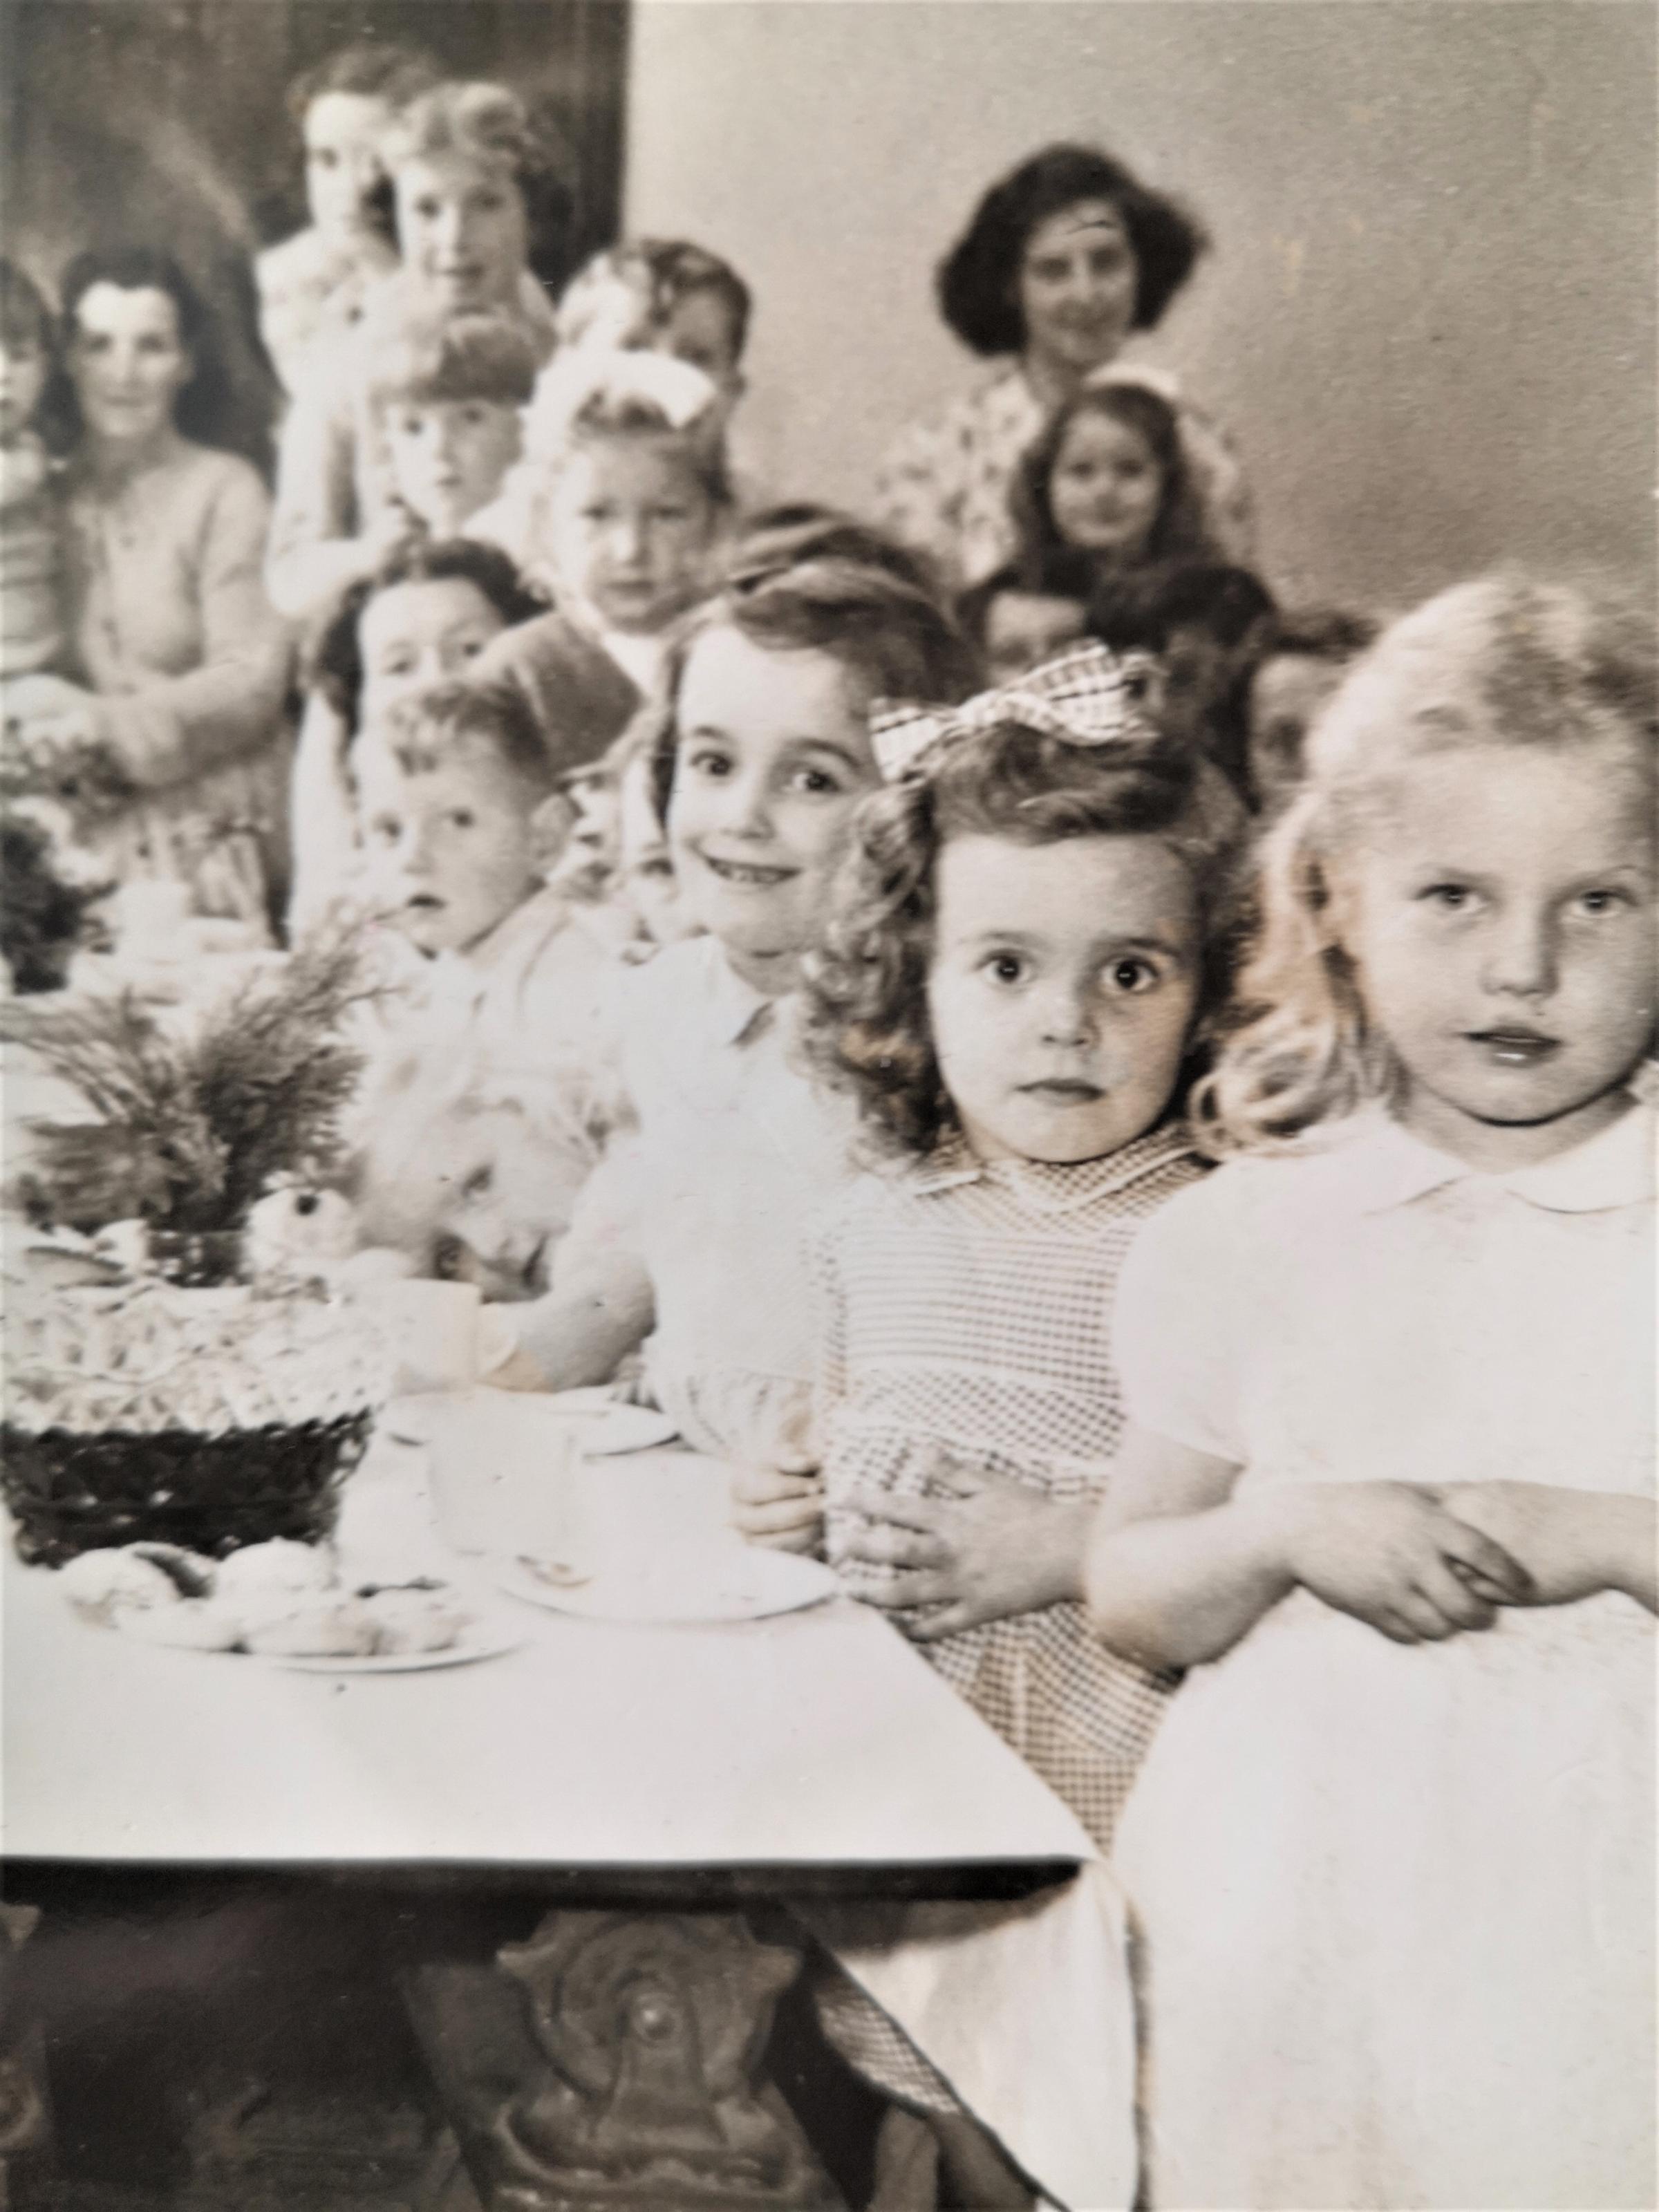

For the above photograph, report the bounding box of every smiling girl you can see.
[504,554,977,1492]
[1087,575,1656,2210]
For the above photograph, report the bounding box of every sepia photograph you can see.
[0,1,1653,2206]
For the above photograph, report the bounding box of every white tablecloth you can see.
[1,1430,1137,2205]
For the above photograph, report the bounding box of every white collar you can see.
[1338,1098,1656,1216]
[908,1121,1198,1208]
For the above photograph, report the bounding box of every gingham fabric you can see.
[870,640,1162,785]
[811,1956,966,2115]
[813,1122,1206,1852]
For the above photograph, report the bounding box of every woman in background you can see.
[877,142,1252,594]
[9,247,291,929]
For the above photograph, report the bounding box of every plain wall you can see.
[626,0,1655,612]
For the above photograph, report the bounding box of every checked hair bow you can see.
[870,641,1165,785]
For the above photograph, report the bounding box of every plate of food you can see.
[56,1539,517,1667]
[498,1541,838,1625]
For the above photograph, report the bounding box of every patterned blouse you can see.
[874,359,1255,594]
[813,1122,1207,1849]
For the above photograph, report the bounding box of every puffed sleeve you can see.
[873,408,968,588]
[1110,1170,1255,1464]
[102,458,292,793]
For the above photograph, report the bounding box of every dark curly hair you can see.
[311,538,545,727]
[1008,382,1222,590]
[371,675,555,794]
[939,144,1208,358]
[803,722,1247,1157]
[643,555,982,824]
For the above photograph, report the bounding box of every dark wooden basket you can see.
[0,1409,375,1568]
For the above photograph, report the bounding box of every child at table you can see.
[471,348,729,765]
[371,306,538,543]
[287,538,543,935]
[804,644,1245,1850]
[348,677,630,1114]
[499,552,978,1487]
[1087,574,1656,2211]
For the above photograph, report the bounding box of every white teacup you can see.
[359,1279,482,1395]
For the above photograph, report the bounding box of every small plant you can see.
[3,932,373,1267]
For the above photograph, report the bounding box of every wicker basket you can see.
[0,1411,375,1568]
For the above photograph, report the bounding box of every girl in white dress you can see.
[1087,573,1656,2211]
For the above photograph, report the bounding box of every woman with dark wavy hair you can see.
[876,143,1253,593]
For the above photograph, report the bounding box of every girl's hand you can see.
[843,1458,1094,1640]
[1274,1481,1533,1643]
[1438,1483,1657,1612]
[730,1457,824,1555]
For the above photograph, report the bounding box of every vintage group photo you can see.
[0,1,1653,2206]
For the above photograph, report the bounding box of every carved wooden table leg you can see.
[406,1910,843,2211]
[0,1903,52,2209]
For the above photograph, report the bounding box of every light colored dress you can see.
[815,1126,1203,1851]
[1111,1103,1656,2212]
[59,431,293,926]
[875,359,1254,594]
[254,225,401,400]
[547,934,863,1463]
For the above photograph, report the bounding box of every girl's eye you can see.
[462,1163,494,1199]
[1575,888,1629,917]
[983,953,1027,985]
[1421,883,1475,910]
[413,196,440,221]
[459,637,485,661]
[789,766,843,797]
[449,809,476,830]
[1109,957,1158,993]
[686,747,731,778]
[371,816,401,845]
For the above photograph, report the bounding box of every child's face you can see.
[549,438,716,635]
[1018,198,1139,377]
[983,590,1087,684]
[1246,652,1347,815]
[429,1105,584,1301]
[0,330,47,442]
[1337,737,1657,1161]
[303,90,396,245]
[395,153,526,313]
[927,832,1202,1165]
[356,577,507,723]
[655,290,745,424]
[668,623,878,971]
[357,733,542,954]
[384,395,522,533]
[1048,411,1163,560]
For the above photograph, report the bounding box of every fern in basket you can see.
[3,933,372,1263]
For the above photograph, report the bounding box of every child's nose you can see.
[1481,907,1557,998]
[718,769,773,835]
[1038,980,1098,1044]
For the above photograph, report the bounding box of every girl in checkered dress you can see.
[803,644,1246,1858]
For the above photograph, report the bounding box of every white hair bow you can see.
[870,641,1165,785]
[521,345,719,458]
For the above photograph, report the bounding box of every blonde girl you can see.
[1087,574,1656,2210]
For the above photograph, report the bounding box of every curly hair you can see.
[556,237,753,364]
[1009,381,1221,588]
[1194,572,1659,1158]
[381,82,572,277]
[804,723,1248,1157]
[939,144,1208,358]
[369,675,556,794]
[47,246,235,453]
[641,556,982,825]
[311,538,544,726]
[366,304,540,410]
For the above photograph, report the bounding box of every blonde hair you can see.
[1195,572,1657,1156]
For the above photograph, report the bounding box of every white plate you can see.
[556,1401,679,1456]
[382,1391,677,1456]
[497,1544,838,1625]
[266,1629,522,1674]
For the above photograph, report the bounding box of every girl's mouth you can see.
[1466,1029,1561,1065]
[1020,1078,1105,1104]
[702,855,797,888]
